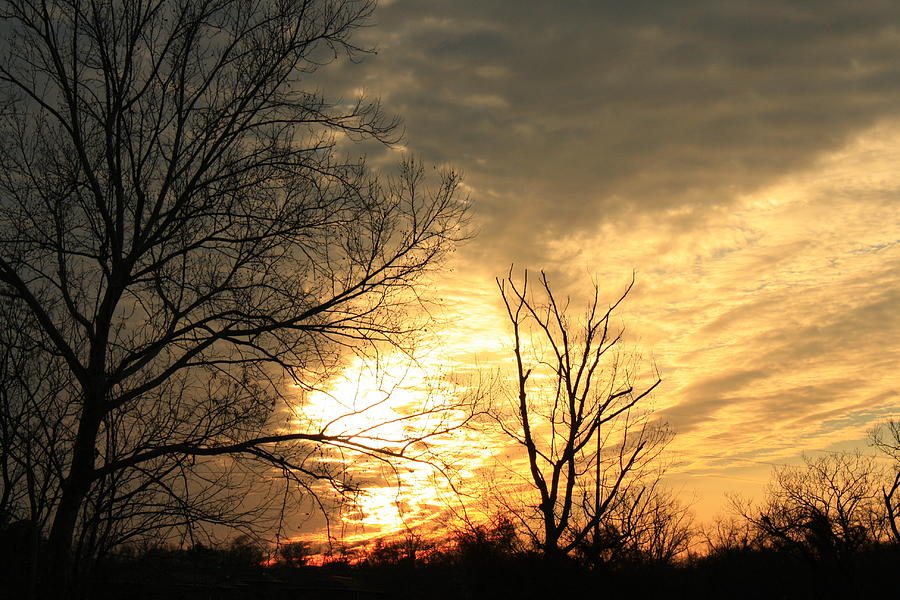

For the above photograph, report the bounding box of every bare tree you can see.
[0,302,72,598]
[870,421,900,544]
[493,269,668,560]
[0,0,467,594]
[276,539,313,567]
[701,513,763,556]
[736,452,885,562]
[0,305,67,534]
[584,483,695,565]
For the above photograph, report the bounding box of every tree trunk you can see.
[44,406,102,599]
[543,514,560,560]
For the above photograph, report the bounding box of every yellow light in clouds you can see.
[292,352,484,539]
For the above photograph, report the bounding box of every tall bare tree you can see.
[494,269,668,559]
[871,421,900,544]
[0,0,467,594]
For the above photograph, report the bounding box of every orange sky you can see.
[289,0,900,542]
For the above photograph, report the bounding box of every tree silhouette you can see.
[871,421,900,544]
[737,452,884,562]
[582,483,694,565]
[277,539,313,567]
[0,0,467,595]
[493,269,669,560]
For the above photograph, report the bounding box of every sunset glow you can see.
[290,353,497,541]
[9,2,900,595]
[286,112,900,537]
[290,0,900,541]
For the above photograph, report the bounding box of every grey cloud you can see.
[316,0,900,262]
[303,2,900,473]
[672,380,864,440]
[792,391,899,428]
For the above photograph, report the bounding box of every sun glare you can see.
[289,352,484,539]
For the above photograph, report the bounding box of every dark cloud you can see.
[316,0,900,261]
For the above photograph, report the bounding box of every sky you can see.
[298,0,900,539]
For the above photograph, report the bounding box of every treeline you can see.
[342,443,900,599]
[6,432,898,600]
[356,501,899,600]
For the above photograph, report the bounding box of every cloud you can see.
[315,0,900,266]
[429,116,900,491]
[303,1,900,525]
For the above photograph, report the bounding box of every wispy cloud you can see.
[311,0,900,525]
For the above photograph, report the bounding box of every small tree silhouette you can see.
[738,452,884,562]
[871,421,900,544]
[278,540,313,567]
[491,269,671,560]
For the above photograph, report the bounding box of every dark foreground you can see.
[10,541,895,600]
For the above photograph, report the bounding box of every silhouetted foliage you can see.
[0,518,41,599]
[225,535,266,570]
[730,451,896,598]
[577,485,695,566]
[364,531,436,567]
[701,514,762,556]
[737,452,884,562]
[70,510,900,600]
[871,420,900,544]
[0,0,468,596]
[452,513,522,562]
[277,540,313,567]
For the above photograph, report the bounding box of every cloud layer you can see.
[329,1,900,263]
[308,0,900,526]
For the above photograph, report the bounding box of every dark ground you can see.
[79,543,900,600]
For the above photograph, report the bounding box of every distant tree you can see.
[225,534,265,570]
[492,269,669,560]
[366,531,433,567]
[737,452,884,562]
[0,304,68,536]
[452,513,522,562]
[0,0,467,595]
[870,421,900,544]
[278,540,313,567]
[582,484,694,565]
[701,514,762,556]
